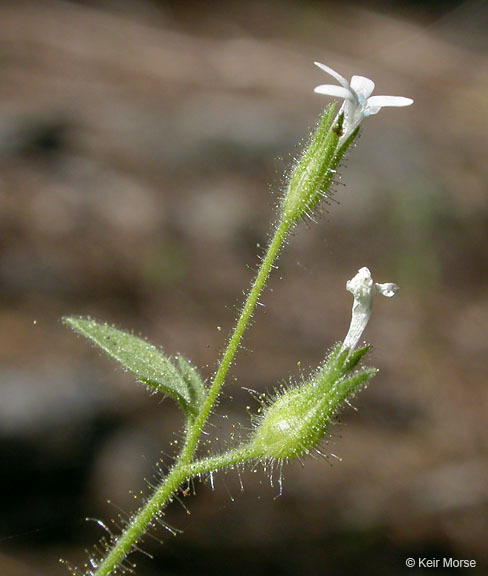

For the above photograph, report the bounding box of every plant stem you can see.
[92,217,290,576]
[91,445,257,576]
[188,444,258,476]
[181,215,291,461]
[92,466,186,576]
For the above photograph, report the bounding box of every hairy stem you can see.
[181,215,291,461]
[91,217,291,576]
[92,466,187,576]
[187,444,258,475]
[92,445,257,576]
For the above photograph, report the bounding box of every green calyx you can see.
[281,105,357,224]
[250,345,376,460]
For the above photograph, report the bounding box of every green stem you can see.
[92,466,186,576]
[182,215,291,461]
[188,443,258,476]
[91,445,257,576]
[92,217,291,576]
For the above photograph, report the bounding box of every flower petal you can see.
[346,267,374,300]
[374,282,399,298]
[350,75,375,99]
[314,62,350,89]
[343,268,399,352]
[314,84,354,100]
[343,268,374,352]
[367,95,414,109]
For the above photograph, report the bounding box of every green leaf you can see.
[175,355,206,411]
[64,317,196,414]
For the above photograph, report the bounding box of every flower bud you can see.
[250,346,375,460]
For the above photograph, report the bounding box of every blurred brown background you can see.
[1,1,487,575]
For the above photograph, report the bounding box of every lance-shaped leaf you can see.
[64,317,198,415]
[175,355,206,411]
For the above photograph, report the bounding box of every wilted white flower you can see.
[342,267,399,352]
[314,62,413,143]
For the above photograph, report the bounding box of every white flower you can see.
[314,62,413,143]
[342,267,399,352]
